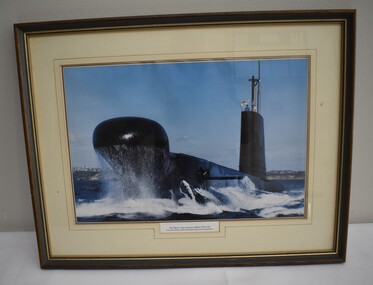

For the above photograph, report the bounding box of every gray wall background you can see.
[0,0,372,231]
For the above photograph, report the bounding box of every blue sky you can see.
[64,58,308,171]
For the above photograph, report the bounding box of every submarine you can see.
[93,62,284,200]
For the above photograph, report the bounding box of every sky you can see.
[63,58,308,171]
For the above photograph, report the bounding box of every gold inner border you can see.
[59,55,311,227]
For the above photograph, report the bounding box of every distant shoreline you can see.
[266,170,305,180]
[72,167,305,181]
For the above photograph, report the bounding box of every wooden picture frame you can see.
[14,10,355,268]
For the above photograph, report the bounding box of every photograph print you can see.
[63,58,308,222]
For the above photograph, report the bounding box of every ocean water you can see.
[74,175,304,222]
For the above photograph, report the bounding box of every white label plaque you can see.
[160,221,220,233]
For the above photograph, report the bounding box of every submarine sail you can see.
[239,61,266,180]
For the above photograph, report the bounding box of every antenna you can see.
[247,60,261,113]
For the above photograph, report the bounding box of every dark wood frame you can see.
[14,10,355,269]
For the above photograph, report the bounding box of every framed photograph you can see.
[14,10,355,268]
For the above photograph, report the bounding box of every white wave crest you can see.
[76,179,304,220]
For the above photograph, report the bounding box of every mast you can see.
[247,61,261,113]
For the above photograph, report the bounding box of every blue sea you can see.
[74,176,304,222]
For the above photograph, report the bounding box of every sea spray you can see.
[95,145,178,199]
[76,140,306,221]
[75,174,305,221]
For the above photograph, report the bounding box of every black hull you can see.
[93,117,284,196]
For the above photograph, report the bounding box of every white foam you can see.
[76,179,304,220]
[259,206,304,218]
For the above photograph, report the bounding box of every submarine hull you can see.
[93,117,283,197]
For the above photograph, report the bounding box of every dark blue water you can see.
[74,180,107,204]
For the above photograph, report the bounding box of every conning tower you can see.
[239,62,267,180]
